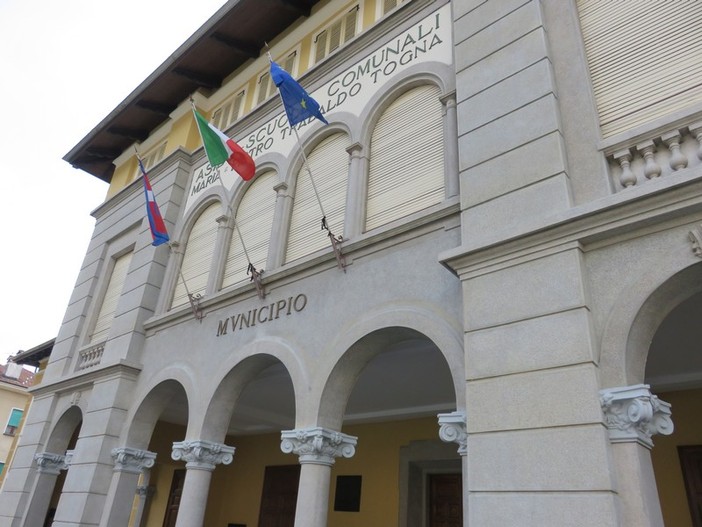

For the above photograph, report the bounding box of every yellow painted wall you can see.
[0,384,31,469]
[651,388,702,527]
[143,416,442,527]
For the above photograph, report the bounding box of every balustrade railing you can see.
[76,342,105,371]
[608,122,702,190]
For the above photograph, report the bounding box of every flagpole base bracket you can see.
[248,265,266,300]
[328,231,347,272]
[188,293,205,323]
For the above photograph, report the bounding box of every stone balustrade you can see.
[608,121,702,190]
[76,342,105,371]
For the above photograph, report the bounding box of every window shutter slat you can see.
[366,85,444,231]
[578,0,702,137]
[286,133,348,263]
[91,251,133,343]
[223,171,277,288]
[171,203,220,308]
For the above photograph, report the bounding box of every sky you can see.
[0,0,228,361]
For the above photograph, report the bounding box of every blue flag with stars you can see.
[270,61,329,126]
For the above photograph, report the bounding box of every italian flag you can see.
[193,109,256,181]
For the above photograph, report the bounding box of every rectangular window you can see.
[313,7,358,64]
[212,89,246,130]
[382,0,408,16]
[256,51,297,106]
[4,408,23,436]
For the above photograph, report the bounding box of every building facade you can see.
[0,364,34,489]
[1,0,702,526]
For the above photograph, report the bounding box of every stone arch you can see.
[600,260,702,387]
[314,304,464,430]
[198,337,307,443]
[45,405,83,454]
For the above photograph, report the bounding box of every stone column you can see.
[135,479,155,527]
[99,447,156,527]
[439,91,459,199]
[600,384,673,527]
[21,452,69,527]
[438,411,468,527]
[171,440,235,527]
[280,427,357,527]
[209,214,232,294]
[268,182,292,268]
[344,142,368,239]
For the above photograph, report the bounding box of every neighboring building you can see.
[0,362,34,488]
[1,1,702,526]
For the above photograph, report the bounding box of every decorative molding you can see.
[136,485,156,499]
[280,427,357,466]
[34,452,69,475]
[600,384,674,449]
[171,440,235,471]
[111,447,157,474]
[437,411,467,455]
[689,224,702,258]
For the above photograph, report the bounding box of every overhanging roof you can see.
[64,0,321,182]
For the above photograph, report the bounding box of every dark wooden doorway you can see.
[162,469,186,527]
[680,445,702,527]
[428,473,462,527]
[258,464,301,527]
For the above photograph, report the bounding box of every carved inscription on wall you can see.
[216,293,308,336]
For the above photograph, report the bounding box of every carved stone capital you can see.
[34,452,69,475]
[171,440,235,471]
[280,427,357,466]
[600,384,673,449]
[689,224,702,258]
[111,447,156,474]
[438,411,467,455]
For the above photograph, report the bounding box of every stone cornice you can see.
[600,384,674,449]
[441,170,702,277]
[30,360,142,397]
[171,440,235,471]
[280,427,357,466]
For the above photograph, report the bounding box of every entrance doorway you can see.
[258,464,301,527]
[428,473,462,527]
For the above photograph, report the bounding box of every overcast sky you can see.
[0,0,228,361]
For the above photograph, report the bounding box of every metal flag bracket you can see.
[322,216,346,272]
[247,263,266,300]
[187,292,204,323]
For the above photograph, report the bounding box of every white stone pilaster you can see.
[34,452,69,476]
[600,384,673,449]
[21,452,70,527]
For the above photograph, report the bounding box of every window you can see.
[133,142,167,180]
[222,171,277,288]
[257,52,297,106]
[171,202,220,309]
[366,85,444,231]
[212,89,246,131]
[286,133,349,263]
[578,0,702,137]
[314,7,358,64]
[4,408,23,436]
[90,251,133,344]
[382,0,409,16]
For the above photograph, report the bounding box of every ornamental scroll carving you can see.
[438,411,467,455]
[280,427,357,466]
[171,440,235,471]
[111,447,157,474]
[34,452,69,475]
[600,384,673,449]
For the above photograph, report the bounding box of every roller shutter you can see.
[171,202,220,309]
[90,250,133,343]
[578,0,702,137]
[222,170,277,288]
[366,85,444,231]
[285,133,349,263]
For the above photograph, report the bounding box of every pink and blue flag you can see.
[139,160,170,246]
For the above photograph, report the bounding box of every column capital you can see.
[171,440,235,471]
[280,427,357,466]
[111,447,157,474]
[438,411,467,455]
[600,384,674,448]
[34,452,69,475]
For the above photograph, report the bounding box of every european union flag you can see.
[270,61,329,126]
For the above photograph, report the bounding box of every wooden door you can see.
[162,469,186,527]
[428,473,462,527]
[680,445,702,526]
[258,465,301,527]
